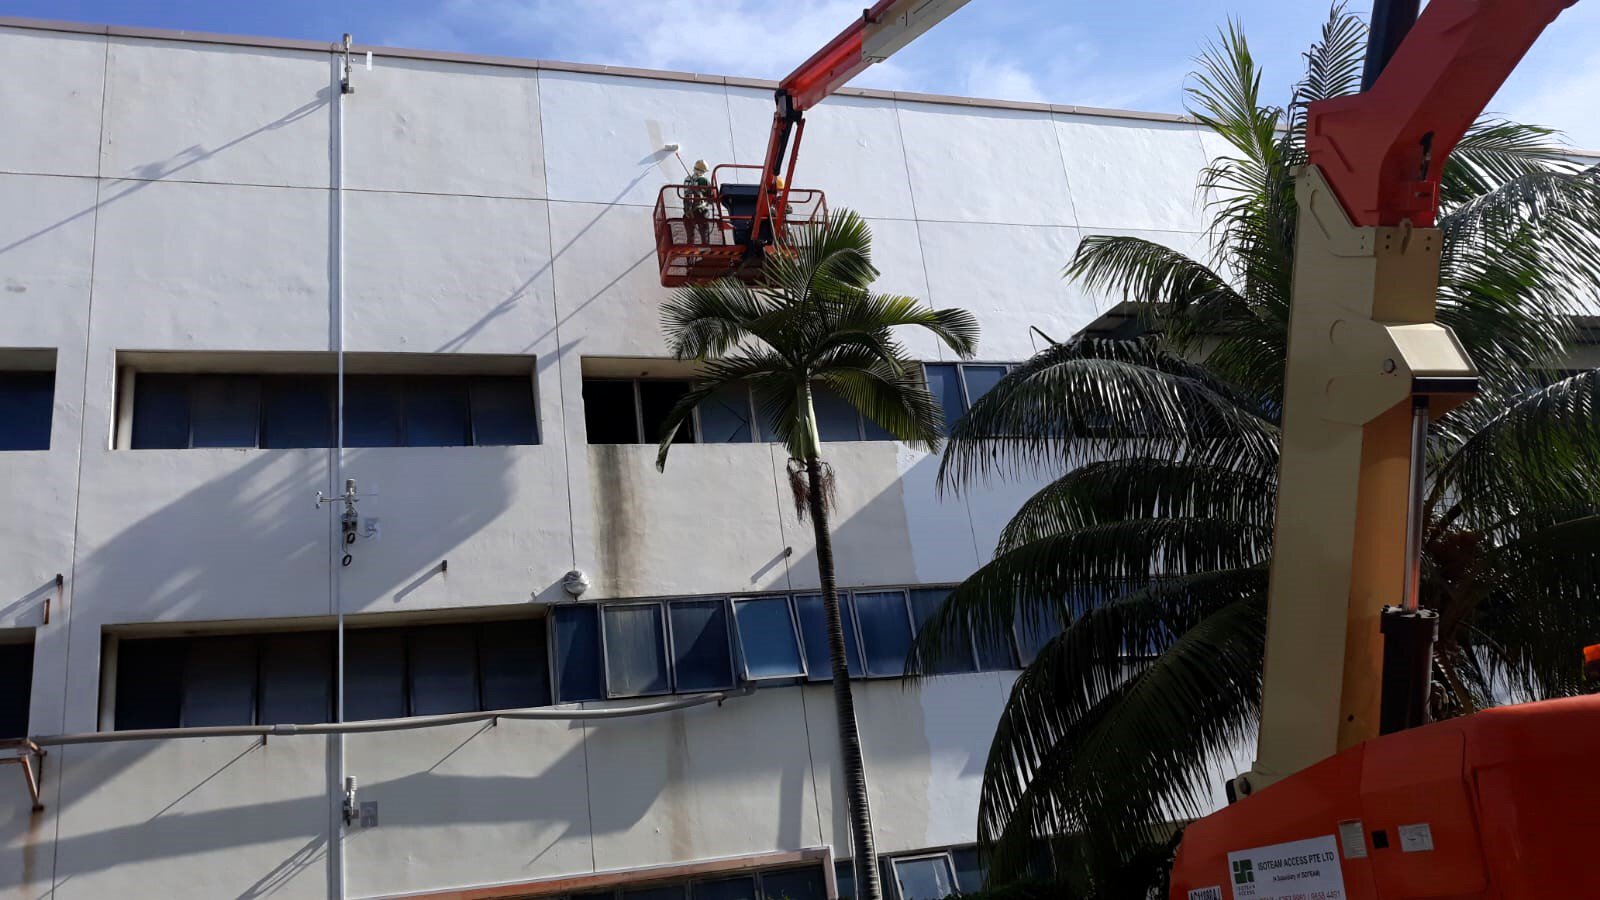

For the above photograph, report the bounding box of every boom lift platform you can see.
[652,0,970,286]
[1170,0,1600,896]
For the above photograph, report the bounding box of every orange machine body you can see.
[1170,694,1600,899]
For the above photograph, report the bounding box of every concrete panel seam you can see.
[1046,112,1086,235]
[535,69,580,570]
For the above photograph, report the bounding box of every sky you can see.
[7,0,1599,150]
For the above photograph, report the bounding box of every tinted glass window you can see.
[668,599,733,691]
[639,380,695,444]
[621,887,685,900]
[189,375,260,448]
[583,380,639,444]
[952,847,985,894]
[892,856,956,900]
[345,629,407,720]
[554,604,604,702]
[923,364,965,436]
[731,596,806,679]
[909,588,976,675]
[762,867,827,900]
[259,632,332,725]
[812,385,860,441]
[131,374,191,449]
[405,377,471,447]
[696,875,757,900]
[834,861,856,900]
[753,386,782,443]
[854,591,914,677]
[961,365,1007,405]
[262,375,333,449]
[795,593,864,680]
[603,604,670,696]
[0,641,34,738]
[861,412,895,442]
[181,636,257,726]
[0,371,53,450]
[114,638,187,730]
[470,376,538,446]
[699,383,753,443]
[479,619,550,710]
[409,625,479,715]
[1014,603,1063,667]
[344,375,403,447]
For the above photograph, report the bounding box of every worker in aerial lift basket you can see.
[683,159,712,245]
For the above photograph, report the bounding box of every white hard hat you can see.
[692,159,709,173]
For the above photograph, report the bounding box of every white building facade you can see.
[0,17,1223,899]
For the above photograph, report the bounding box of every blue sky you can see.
[9,0,1600,149]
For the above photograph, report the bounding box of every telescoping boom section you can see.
[652,0,970,286]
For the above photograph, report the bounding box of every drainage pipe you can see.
[330,36,352,900]
[30,686,755,747]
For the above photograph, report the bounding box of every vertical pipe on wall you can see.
[328,37,351,900]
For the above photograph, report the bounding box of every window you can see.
[129,372,538,449]
[113,618,550,729]
[891,855,957,900]
[1013,603,1065,667]
[554,604,604,703]
[698,383,755,443]
[730,596,807,680]
[923,362,1012,435]
[561,863,827,900]
[0,639,35,739]
[582,378,697,445]
[813,385,893,443]
[602,603,671,697]
[853,590,916,678]
[0,371,54,450]
[908,588,975,676]
[795,593,864,681]
[693,876,755,900]
[668,599,734,692]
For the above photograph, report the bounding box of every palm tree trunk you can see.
[805,454,883,900]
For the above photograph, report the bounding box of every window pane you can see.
[583,379,639,444]
[346,629,407,720]
[189,375,260,448]
[404,377,471,447]
[698,383,753,443]
[795,593,863,680]
[1014,603,1063,667]
[262,375,333,449]
[479,619,550,710]
[603,604,670,696]
[854,591,915,677]
[259,632,332,725]
[892,856,957,900]
[470,376,538,446]
[961,365,1007,405]
[909,588,976,675]
[834,861,856,900]
[753,386,782,443]
[0,371,53,450]
[952,848,985,894]
[731,596,806,679]
[344,375,403,447]
[131,374,191,449]
[0,641,34,738]
[696,875,757,900]
[409,625,480,715]
[640,380,695,444]
[553,604,604,702]
[975,624,1017,672]
[668,599,733,692]
[861,414,894,442]
[812,385,860,442]
[181,637,257,726]
[923,364,965,436]
[762,867,827,900]
[115,638,187,730]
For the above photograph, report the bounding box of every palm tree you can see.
[655,209,979,900]
[911,6,1600,890]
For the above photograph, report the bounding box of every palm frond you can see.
[1441,120,1581,209]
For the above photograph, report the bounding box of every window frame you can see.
[729,594,809,682]
[888,851,960,900]
[598,599,676,700]
[664,596,737,694]
[848,588,919,680]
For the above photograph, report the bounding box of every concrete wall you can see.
[0,19,1216,899]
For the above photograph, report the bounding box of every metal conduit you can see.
[31,685,755,747]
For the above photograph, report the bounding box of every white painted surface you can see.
[1053,114,1211,232]
[0,23,1235,898]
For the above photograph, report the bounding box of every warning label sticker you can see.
[1225,834,1346,899]
[1188,888,1222,900]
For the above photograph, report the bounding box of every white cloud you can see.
[961,60,1049,104]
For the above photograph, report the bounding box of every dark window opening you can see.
[0,371,55,451]
[582,379,641,444]
[129,372,538,449]
[0,640,35,739]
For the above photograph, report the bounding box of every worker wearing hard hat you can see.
[683,159,712,245]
